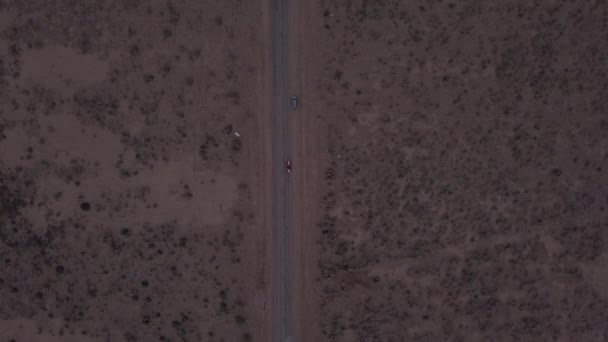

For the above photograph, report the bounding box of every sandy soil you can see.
[3,1,608,341]
[0,1,270,341]
[299,1,608,341]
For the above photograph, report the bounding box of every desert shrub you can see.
[235,314,246,325]
[231,138,242,152]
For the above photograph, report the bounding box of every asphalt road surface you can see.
[270,0,294,341]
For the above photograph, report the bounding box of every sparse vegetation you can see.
[0,0,263,340]
[312,0,608,341]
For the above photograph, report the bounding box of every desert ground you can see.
[297,1,608,341]
[3,1,608,342]
[0,1,270,341]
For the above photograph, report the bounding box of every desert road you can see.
[270,0,294,341]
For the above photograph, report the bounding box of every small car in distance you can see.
[286,160,292,173]
[290,96,298,110]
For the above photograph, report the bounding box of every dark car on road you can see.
[286,160,292,173]
[290,96,298,110]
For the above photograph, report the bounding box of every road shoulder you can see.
[293,1,326,341]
